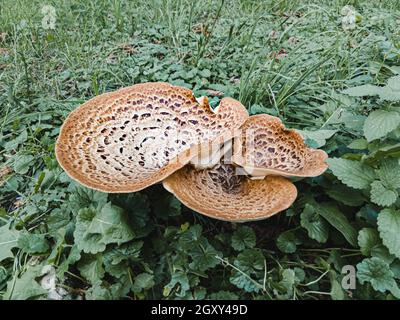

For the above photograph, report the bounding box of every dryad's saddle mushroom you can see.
[163,164,297,222]
[56,82,329,222]
[56,82,248,193]
[231,114,328,178]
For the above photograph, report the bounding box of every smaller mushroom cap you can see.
[232,114,328,178]
[163,164,297,222]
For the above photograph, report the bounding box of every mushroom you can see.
[163,163,297,222]
[55,82,248,193]
[231,114,328,178]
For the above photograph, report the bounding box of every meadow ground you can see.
[0,0,400,300]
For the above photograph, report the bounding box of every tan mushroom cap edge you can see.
[231,114,328,178]
[163,164,298,222]
[55,82,249,193]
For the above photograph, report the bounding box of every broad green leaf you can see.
[342,84,380,97]
[164,271,190,297]
[377,209,400,259]
[330,279,345,300]
[77,253,104,284]
[363,110,400,142]
[18,233,50,254]
[327,158,375,190]
[347,138,368,150]
[0,223,21,262]
[358,228,380,256]
[13,155,34,175]
[377,158,400,189]
[231,226,256,251]
[370,180,398,207]
[189,239,220,272]
[357,257,400,298]
[297,129,337,148]
[276,230,301,253]
[3,265,47,300]
[300,204,329,243]
[326,185,365,206]
[69,187,108,213]
[317,203,358,247]
[342,76,400,101]
[132,273,155,292]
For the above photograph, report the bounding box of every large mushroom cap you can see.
[56,82,248,193]
[232,114,328,177]
[163,164,297,222]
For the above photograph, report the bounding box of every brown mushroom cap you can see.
[232,114,328,178]
[55,82,248,193]
[163,164,297,222]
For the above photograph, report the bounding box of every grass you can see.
[0,0,400,300]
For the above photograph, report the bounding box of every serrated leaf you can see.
[377,158,400,189]
[189,239,220,272]
[377,209,400,259]
[327,158,375,190]
[358,228,380,256]
[370,180,398,207]
[363,110,400,142]
[132,273,155,293]
[297,129,337,148]
[231,226,256,251]
[300,204,329,243]
[0,223,20,262]
[357,257,400,297]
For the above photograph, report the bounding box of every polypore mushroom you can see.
[232,114,328,178]
[163,164,297,222]
[56,82,248,192]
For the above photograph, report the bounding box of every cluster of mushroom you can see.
[56,82,328,222]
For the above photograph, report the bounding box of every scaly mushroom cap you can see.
[232,114,328,177]
[56,82,248,193]
[163,164,297,222]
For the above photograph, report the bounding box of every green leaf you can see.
[370,180,398,207]
[363,110,400,142]
[342,84,380,97]
[74,202,134,254]
[342,76,400,101]
[377,158,400,189]
[132,273,155,293]
[189,239,220,272]
[3,265,47,300]
[164,271,190,297]
[327,158,375,190]
[357,257,400,297]
[358,228,380,256]
[13,155,34,175]
[317,203,358,247]
[297,129,337,148]
[208,291,239,300]
[300,204,329,243]
[0,223,20,262]
[231,226,256,251]
[326,185,365,206]
[69,187,108,213]
[18,233,49,254]
[347,138,368,150]
[377,208,400,259]
[77,253,104,284]
[276,230,301,253]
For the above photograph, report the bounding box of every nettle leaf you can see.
[317,203,358,247]
[231,226,256,251]
[276,230,301,253]
[326,185,365,206]
[327,158,375,190]
[370,180,398,207]
[377,158,400,189]
[300,204,329,243]
[0,223,21,262]
[357,257,400,298]
[358,228,380,256]
[18,233,50,254]
[74,202,134,254]
[377,209,400,260]
[363,110,400,142]
[3,265,47,300]
[77,253,105,284]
